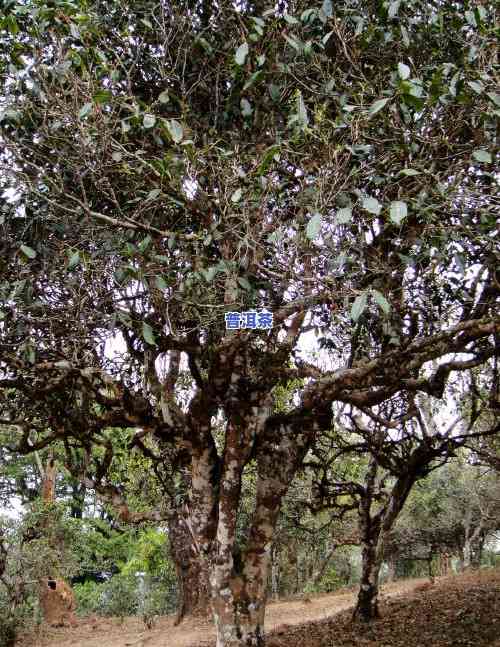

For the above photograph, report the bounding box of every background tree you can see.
[308,387,499,621]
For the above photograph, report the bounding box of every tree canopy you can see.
[0,1,498,645]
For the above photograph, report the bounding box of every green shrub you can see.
[74,573,177,618]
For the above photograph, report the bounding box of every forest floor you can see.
[17,567,500,647]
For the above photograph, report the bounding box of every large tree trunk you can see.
[169,507,210,623]
[184,383,323,646]
[211,569,267,647]
[210,445,274,646]
[210,486,277,647]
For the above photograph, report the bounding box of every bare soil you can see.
[17,568,500,647]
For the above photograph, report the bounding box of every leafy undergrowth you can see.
[262,569,500,647]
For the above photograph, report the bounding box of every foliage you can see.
[0,0,499,641]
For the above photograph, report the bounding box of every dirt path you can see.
[17,576,435,647]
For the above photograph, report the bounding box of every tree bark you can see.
[312,544,336,587]
[462,511,485,570]
[41,457,57,505]
[353,451,424,622]
[271,546,280,599]
[353,458,382,622]
[182,379,324,646]
[169,507,210,623]
[355,532,382,621]
[203,410,317,645]
[385,557,396,583]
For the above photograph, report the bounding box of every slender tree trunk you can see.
[271,546,280,599]
[355,534,382,621]
[386,557,396,583]
[463,517,484,569]
[463,538,472,569]
[211,417,313,645]
[458,546,466,572]
[41,457,57,505]
[69,482,86,519]
[354,452,422,622]
[313,544,336,587]
[353,458,382,622]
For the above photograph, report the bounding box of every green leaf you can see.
[472,149,492,163]
[235,42,249,65]
[389,200,408,225]
[155,276,168,290]
[486,92,500,107]
[269,84,281,102]
[146,188,161,201]
[165,119,183,143]
[0,108,21,122]
[195,36,213,53]
[284,34,303,52]
[68,251,80,270]
[400,168,421,176]
[78,102,93,118]
[93,89,112,104]
[153,255,169,264]
[158,90,170,103]
[467,80,484,94]
[398,62,410,80]
[231,188,242,203]
[111,151,123,162]
[368,97,390,117]
[306,213,322,239]
[297,91,309,127]
[388,1,401,18]
[351,292,368,322]
[138,235,152,253]
[400,25,410,47]
[237,277,252,291]
[322,0,333,18]
[20,245,36,259]
[143,113,156,129]
[362,196,382,215]
[240,98,253,116]
[464,10,476,27]
[372,290,391,314]
[243,71,263,91]
[336,207,352,224]
[203,266,218,282]
[301,8,317,23]
[142,322,157,346]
